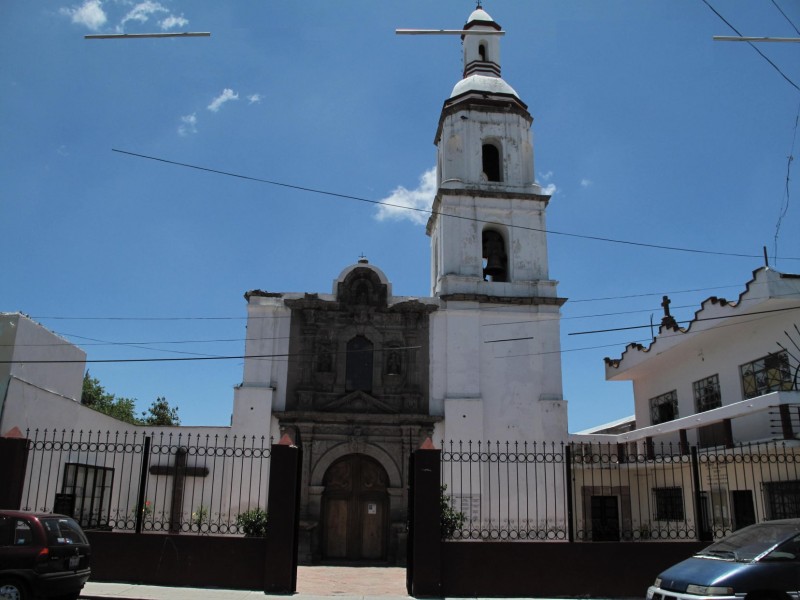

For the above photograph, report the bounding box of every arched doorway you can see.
[321,454,388,561]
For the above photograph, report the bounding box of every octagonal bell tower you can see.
[427,7,567,444]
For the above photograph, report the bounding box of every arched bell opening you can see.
[481,142,502,182]
[482,229,508,282]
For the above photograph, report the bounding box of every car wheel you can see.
[0,578,29,600]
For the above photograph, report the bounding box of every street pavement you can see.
[80,565,632,599]
[81,566,412,599]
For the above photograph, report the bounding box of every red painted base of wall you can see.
[86,532,271,590]
[441,541,707,598]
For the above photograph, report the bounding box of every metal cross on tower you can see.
[396,4,505,37]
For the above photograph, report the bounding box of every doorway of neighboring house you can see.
[590,495,620,541]
[321,454,388,561]
[698,422,728,448]
[731,490,756,530]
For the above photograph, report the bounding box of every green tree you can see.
[81,372,141,424]
[81,373,180,426]
[142,396,180,426]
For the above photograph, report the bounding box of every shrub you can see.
[236,508,268,537]
[440,485,465,539]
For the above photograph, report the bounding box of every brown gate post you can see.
[408,438,442,598]
[0,433,30,509]
[263,434,301,594]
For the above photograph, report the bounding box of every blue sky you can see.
[2,1,799,433]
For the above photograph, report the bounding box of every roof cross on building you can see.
[660,295,679,330]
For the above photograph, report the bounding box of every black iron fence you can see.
[19,429,271,535]
[440,439,800,542]
[440,440,567,541]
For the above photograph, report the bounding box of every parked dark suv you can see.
[0,510,91,600]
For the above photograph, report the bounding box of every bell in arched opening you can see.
[482,230,508,282]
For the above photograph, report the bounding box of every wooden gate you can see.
[322,454,388,561]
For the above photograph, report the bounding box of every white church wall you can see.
[238,293,291,421]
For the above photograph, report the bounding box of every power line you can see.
[567,284,745,303]
[504,310,789,359]
[25,282,764,325]
[702,0,800,92]
[112,149,800,262]
[774,100,799,266]
[568,304,800,336]
[771,0,800,36]
[0,345,422,365]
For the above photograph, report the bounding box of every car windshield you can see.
[696,521,800,562]
[41,517,88,546]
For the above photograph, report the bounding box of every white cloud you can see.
[160,14,188,30]
[538,170,557,196]
[541,182,557,195]
[178,113,197,136]
[60,0,107,31]
[580,178,592,188]
[374,168,436,226]
[207,89,239,112]
[247,94,263,104]
[119,1,167,29]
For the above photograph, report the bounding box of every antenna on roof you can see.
[764,246,770,268]
[85,32,210,40]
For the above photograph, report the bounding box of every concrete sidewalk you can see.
[81,566,412,599]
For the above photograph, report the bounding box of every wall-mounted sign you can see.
[368,503,377,515]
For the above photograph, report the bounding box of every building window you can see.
[740,351,793,399]
[346,335,373,392]
[478,44,487,61]
[764,481,800,519]
[693,374,722,413]
[61,463,114,528]
[653,487,684,521]
[650,391,678,425]
[481,143,501,182]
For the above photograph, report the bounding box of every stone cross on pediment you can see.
[660,295,679,330]
[149,447,209,533]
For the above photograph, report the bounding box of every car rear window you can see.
[41,517,88,545]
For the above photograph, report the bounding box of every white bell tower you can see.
[427,7,568,444]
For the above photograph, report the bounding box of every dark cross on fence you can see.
[149,447,209,533]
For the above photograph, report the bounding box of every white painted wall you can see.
[0,313,86,434]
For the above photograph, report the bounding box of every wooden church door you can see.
[322,454,388,561]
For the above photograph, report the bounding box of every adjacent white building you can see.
[596,266,800,449]
[0,313,87,433]
[569,267,800,541]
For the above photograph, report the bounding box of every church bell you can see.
[483,254,507,281]
[482,230,508,282]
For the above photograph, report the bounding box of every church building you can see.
[231,6,568,563]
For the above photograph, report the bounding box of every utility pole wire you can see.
[703,0,800,93]
[770,0,800,36]
[112,149,800,262]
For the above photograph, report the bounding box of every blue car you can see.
[648,519,800,600]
